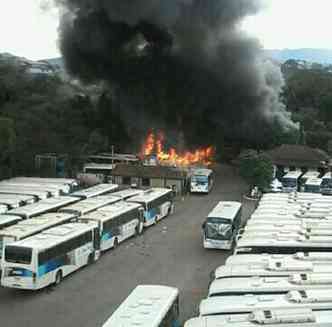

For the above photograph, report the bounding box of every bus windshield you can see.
[192,176,208,184]
[205,218,232,240]
[282,178,297,188]
[321,179,332,187]
[4,246,32,264]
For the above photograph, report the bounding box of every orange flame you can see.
[141,131,214,166]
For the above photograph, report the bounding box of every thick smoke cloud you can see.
[55,0,297,148]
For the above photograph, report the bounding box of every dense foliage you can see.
[0,58,128,178]
[282,59,332,152]
[239,150,274,190]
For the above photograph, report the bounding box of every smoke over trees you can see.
[54,0,298,148]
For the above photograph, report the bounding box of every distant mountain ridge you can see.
[264,48,332,64]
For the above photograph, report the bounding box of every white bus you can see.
[1,222,99,290]
[300,171,321,189]
[305,178,323,194]
[102,285,180,327]
[202,201,242,250]
[0,181,70,196]
[8,177,78,192]
[111,188,144,200]
[190,168,214,194]
[0,183,61,197]
[0,194,36,207]
[235,235,332,255]
[0,216,23,254]
[226,252,332,266]
[58,195,120,216]
[71,183,118,199]
[0,212,77,262]
[208,273,332,297]
[199,290,332,317]
[282,171,303,193]
[212,260,332,280]
[79,201,144,250]
[6,196,79,219]
[185,309,332,327]
[321,173,332,195]
[0,187,49,200]
[128,188,174,227]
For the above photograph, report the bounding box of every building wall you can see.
[165,179,183,195]
[150,178,165,188]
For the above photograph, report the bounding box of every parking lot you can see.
[0,164,250,327]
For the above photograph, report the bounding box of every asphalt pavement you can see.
[0,164,250,327]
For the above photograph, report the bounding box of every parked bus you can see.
[226,252,332,266]
[127,188,174,227]
[190,168,214,194]
[305,178,323,194]
[6,196,79,219]
[79,201,144,250]
[0,187,49,200]
[235,235,332,255]
[8,177,78,192]
[0,212,77,263]
[199,290,332,317]
[185,309,332,327]
[208,273,332,297]
[71,183,118,199]
[202,201,242,250]
[282,171,303,192]
[300,171,321,190]
[0,183,61,197]
[0,215,23,254]
[111,188,144,200]
[0,181,69,196]
[59,196,120,216]
[212,260,332,280]
[0,194,35,209]
[321,173,332,195]
[102,285,180,327]
[1,222,99,290]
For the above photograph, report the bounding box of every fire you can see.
[141,131,214,166]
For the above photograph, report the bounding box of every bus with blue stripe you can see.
[1,221,99,290]
[79,201,144,251]
[0,212,77,265]
[127,188,174,227]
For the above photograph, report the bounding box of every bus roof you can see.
[0,193,35,203]
[192,168,213,177]
[0,181,69,193]
[214,261,332,279]
[199,290,332,316]
[208,273,332,297]
[226,253,332,266]
[322,172,332,180]
[301,171,320,180]
[71,183,119,199]
[8,177,78,186]
[0,215,22,228]
[207,201,242,221]
[0,183,61,195]
[305,178,323,186]
[0,212,76,239]
[12,222,97,251]
[6,196,79,219]
[127,188,172,204]
[112,188,144,200]
[186,309,332,327]
[59,196,120,215]
[283,171,303,179]
[102,285,179,327]
[0,188,49,199]
[80,201,142,223]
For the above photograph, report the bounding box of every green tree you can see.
[239,150,274,190]
[0,117,16,178]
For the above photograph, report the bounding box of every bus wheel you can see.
[55,271,63,286]
[113,238,118,249]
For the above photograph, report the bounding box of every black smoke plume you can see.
[55,0,297,149]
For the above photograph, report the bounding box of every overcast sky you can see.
[1,0,332,60]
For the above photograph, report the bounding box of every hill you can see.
[265,48,332,64]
